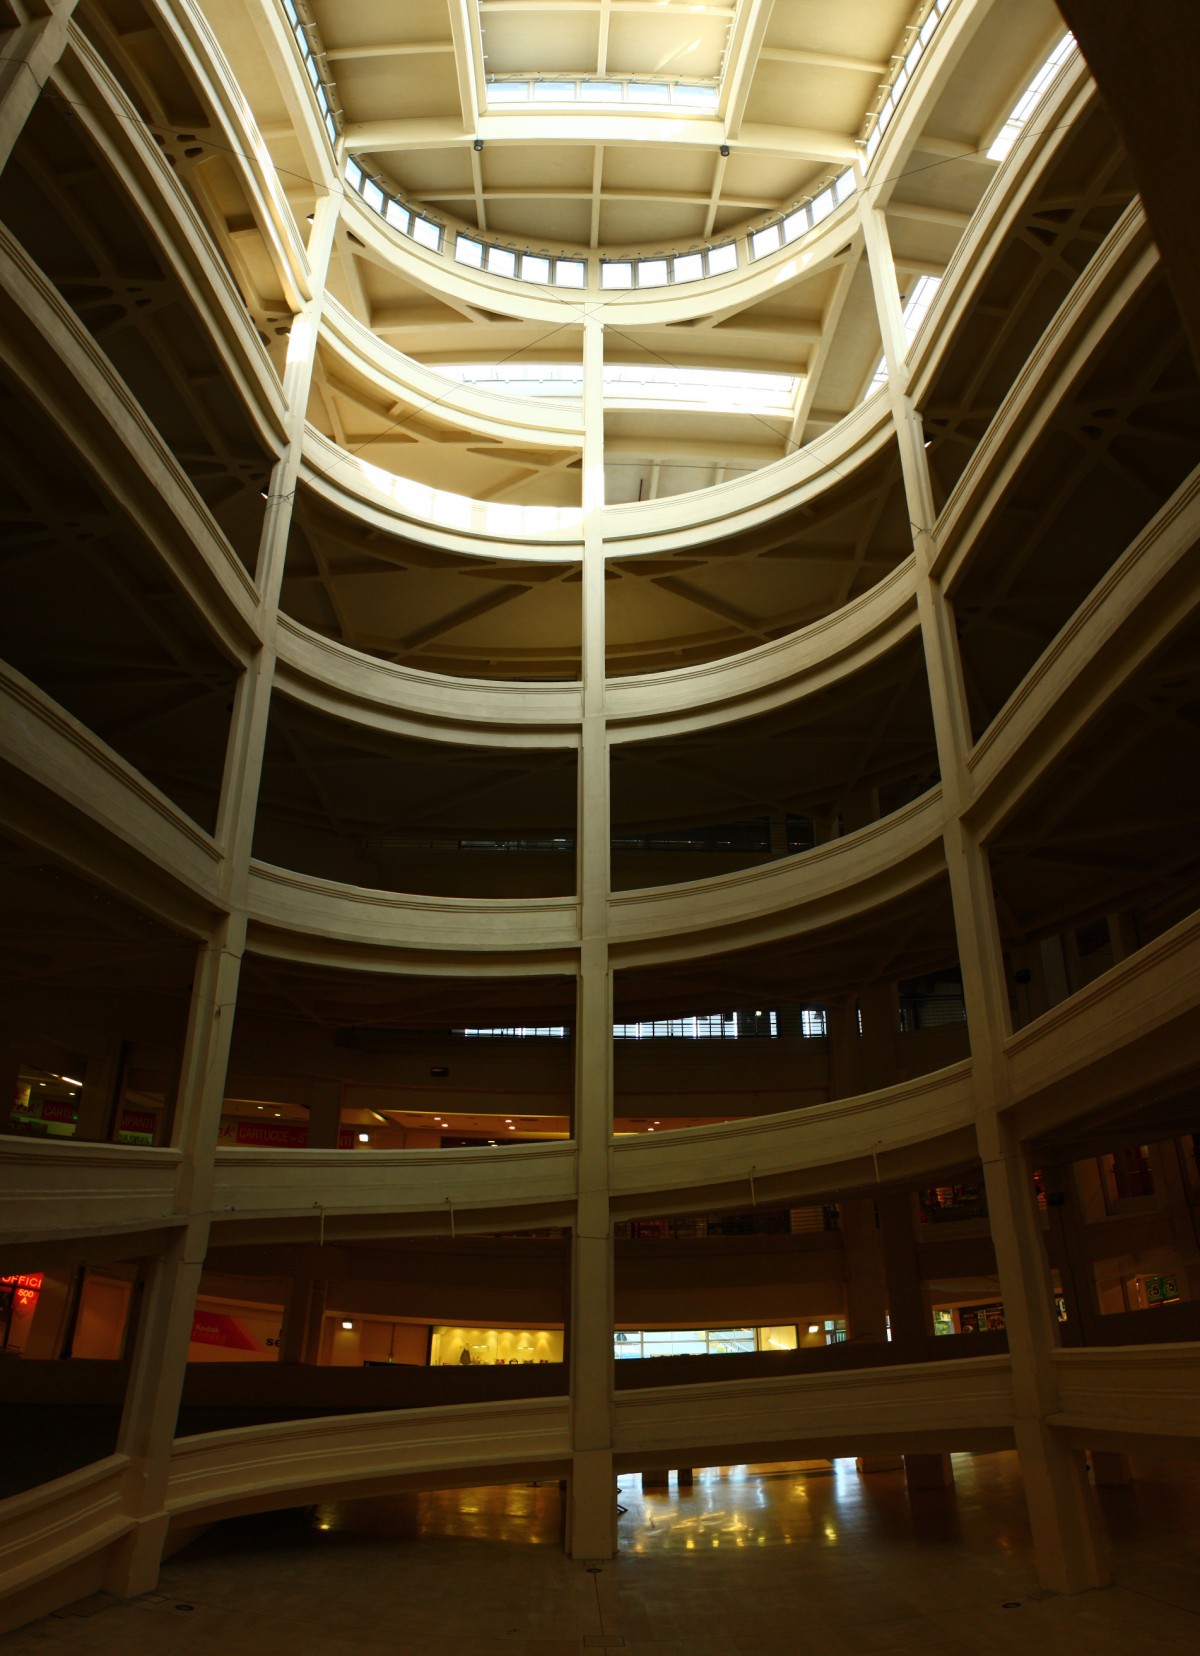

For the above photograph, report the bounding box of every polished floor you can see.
[5,1453,1200,1654]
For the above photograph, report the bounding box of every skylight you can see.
[987,34,1077,163]
[866,274,943,395]
[435,363,800,414]
[864,0,951,162]
[486,76,720,112]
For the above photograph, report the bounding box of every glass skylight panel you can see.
[750,223,782,260]
[902,273,942,343]
[987,34,1076,162]
[435,364,583,399]
[809,187,835,227]
[605,365,796,412]
[555,259,586,288]
[672,251,704,284]
[411,215,441,252]
[521,254,551,284]
[487,246,518,278]
[707,241,738,276]
[864,275,944,397]
[601,261,634,290]
[638,259,669,289]
[455,234,484,268]
[673,83,719,107]
[385,199,411,234]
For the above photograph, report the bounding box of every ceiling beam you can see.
[479,2,735,15]
[324,43,455,61]
[347,113,857,165]
[426,185,777,210]
[759,47,888,76]
[590,146,605,247]
[720,0,776,140]
[596,0,613,76]
[447,0,487,130]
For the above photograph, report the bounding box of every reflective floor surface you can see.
[5,1453,1199,1654]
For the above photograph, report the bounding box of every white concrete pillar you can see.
[568,309,616,1558]
[858,184,1110,1593]
[0,1,79,177]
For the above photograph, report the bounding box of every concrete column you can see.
[306,1076,343,1150]
[0,1,79,176]
[859,982,899,1093]
[905,1453,954,1490]
[858,186,1110,1593]
[1148,1139,1200,1297]
[568,309,615,1559]
[826,1000,861,1099]
[1042,1160,1100,1345]
[1089,1451,1132,1487]
[276,1277,333,1366]
[841,1197,887,1343]
[981,1113,1109,1592]
[73,1039,128,1143]
[877,1192,929,1358]
[105,1228,205,1596]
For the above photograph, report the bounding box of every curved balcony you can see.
[245,861,580,965]
[610,1060,975,1217]
[608,791,945,961]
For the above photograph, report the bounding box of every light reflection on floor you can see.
[6,1455,1200,1654]
[618,1457,986,1555]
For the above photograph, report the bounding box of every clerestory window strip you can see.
[862,0,952,163]
[280,0,339,149]
[986,33,1077,163]
[485,75,720,112]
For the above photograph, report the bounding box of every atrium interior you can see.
[1,0,1198,1643]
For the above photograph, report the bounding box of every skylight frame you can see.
[484,74,721,114]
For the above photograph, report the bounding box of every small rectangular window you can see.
[385,199,411,234]
[751,224,781,260]
[638,258,669,288]
[634,82,672,105]
[533,81,574,101]
[488,246,518,277]
[555,259,586,288]
[706,241,738,276]
[362,179,384,214]
[455,235,484,268]
[344,158,364,193]
[412,216,441,252]
[582,81,624,103]
[672,251,703,283]
[487,82,529,104]
[809,188,835,226]
[781,206,809,243]
[834,170,856,203]
[601,261,634,289]
[521,254,551,284]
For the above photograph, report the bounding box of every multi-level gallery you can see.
[1,0,1199,1642]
